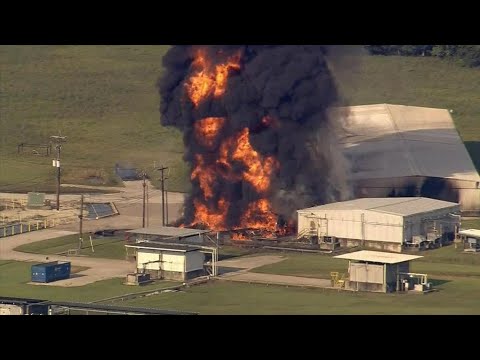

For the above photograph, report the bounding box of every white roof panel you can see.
[298,197,459,216]
[458,229,480,238]
[334,250,423,264]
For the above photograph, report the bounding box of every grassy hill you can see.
[0,45,187,193]
[1,46,479,193]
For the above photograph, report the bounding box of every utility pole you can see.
[155,166,169,226]
[146,182,149,227]
[50,135,67,211]
[142,171,147,228]
[78,194,84,251]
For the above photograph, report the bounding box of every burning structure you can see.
[158,45,352,238]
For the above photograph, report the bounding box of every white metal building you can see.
[125,243,206,281]
[297,197,461,252]
[334,250,425,293]
[329,104,480,215]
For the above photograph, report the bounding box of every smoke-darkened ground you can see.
[158,45,352,228]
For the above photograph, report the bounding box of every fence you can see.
[0,215,78,238]
[0,199,27,210]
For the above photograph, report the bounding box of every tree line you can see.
[365,45,480,68]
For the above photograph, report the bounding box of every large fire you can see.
[186,50,241,107]
[185,50,284,236]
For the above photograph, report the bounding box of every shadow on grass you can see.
[429,278,451,287]
[218,267,245,275]
[465,141,480,173]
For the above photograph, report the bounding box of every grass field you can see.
[120,242,480,314]
[4,240,480,313]
[251,244,480,279]
[13,235,253,260]
[1,47,479,193]
[0,45,188,193]
[462,218,480,229]
[14,234,127,260]
[121,278,480,314]
[0,260,179,303]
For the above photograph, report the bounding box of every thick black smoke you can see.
[158,45,351,225]
[387,177,459,203]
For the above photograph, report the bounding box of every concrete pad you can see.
[217,255,286,270]
[220,272,331,289]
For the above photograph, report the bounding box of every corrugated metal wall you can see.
[137,249,185,272]
[185,252,205,272]
[298,209,404,243]
[349,263,384,284]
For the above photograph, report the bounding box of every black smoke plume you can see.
[387,177,459,203]
[158,45,351,226]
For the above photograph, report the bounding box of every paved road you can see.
[217,255,286,270]
[217,255,331,289]
[0,229,134,287]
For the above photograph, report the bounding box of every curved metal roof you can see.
[329,104,480,183]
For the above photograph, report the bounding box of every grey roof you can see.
[298,197,459,216]
[329,104,480,183]
[126,226,211,238]
[334,250,423,264]
[125,242,201,252]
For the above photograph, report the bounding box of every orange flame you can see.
[192,198,228,231]
[191,154,216,200]
[184,50,284,234]
[186,50,240,107]
[194,117,226,148]
[231,128,279,193]
[240,199,277,230]
[231,232,248,241]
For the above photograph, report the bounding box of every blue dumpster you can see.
[31,261,71,283]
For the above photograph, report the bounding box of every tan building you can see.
[330,104,480,215]
[334,250,425,293]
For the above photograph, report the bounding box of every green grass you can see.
[14,234,128,260]
[1,47,479,194]
[0,45,189,193]
[251,245,480,280]
[0,260,179,303]
[462,218,480,229]
[122,279,480,314]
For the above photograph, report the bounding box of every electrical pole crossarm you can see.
[155,166,169,226]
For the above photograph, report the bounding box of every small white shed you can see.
[125,242,206,281]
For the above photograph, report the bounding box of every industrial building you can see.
[330,104,480,215]
[126,226,213,245]
[456,229,480,252]
[125,242,207,281]
[297,197,460,252]
[125,227,219,281]
[333,250,426,293]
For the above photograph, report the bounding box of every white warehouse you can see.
[297,197,461,252]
